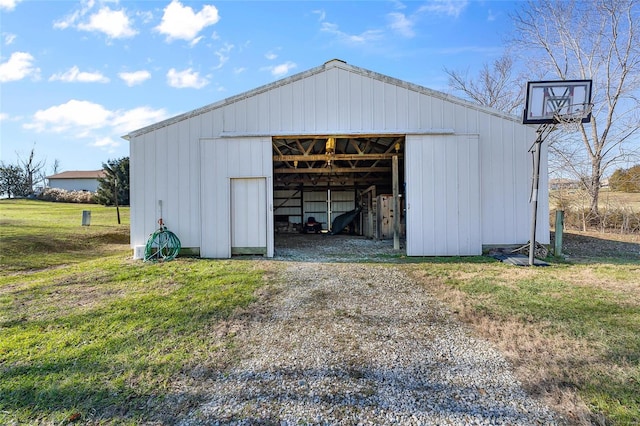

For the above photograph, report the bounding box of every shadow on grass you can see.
[555,231,640,264]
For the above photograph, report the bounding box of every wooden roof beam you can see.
[274,167,391,174]
[274,153,403,162]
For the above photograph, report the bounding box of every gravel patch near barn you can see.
[178,239,562,425]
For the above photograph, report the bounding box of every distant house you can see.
[549,178,580,190]
[47,170,105,192]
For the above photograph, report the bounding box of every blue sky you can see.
[1,0,519,173]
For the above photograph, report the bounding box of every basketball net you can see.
[553,102,593,132]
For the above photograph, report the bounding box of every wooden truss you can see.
[272,135,404,189]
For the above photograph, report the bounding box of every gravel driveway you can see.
[178,239,562,425]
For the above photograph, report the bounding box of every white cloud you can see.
[25,100,113,136]
[77,6,137,38]
[265,51,278,60]
[54,2,137,39]
[91,136,121,151]
[0,0,22,11]
[234,67,247,74]
[487,9,497,22]
[320,22,383,45]
[23,99,169,142]
[213,43,233,70]
[118,70,151,86]
[0,112,8,121]
[111,106,169,134]
[166,68,209,89]
[418,0,468,18]
[49,66,110,83]
[0,51,39,82]
[155,0,220,43]
[388,12,414,38]
[4,33,17,45]
[268,61,297,78]
[312,9,326,22]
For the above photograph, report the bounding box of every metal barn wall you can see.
[478,116,549,245]
[405,135,482,256]
[218,65,486,135]
[129,118,201,255]
[128,60,547,258]
[200,137,273,258]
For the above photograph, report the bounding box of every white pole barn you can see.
[124,59,548,259]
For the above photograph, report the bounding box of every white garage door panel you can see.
[406,134,481,256]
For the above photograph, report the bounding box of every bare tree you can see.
[17,147,46,195]
[512,0,640,219]
[445,52,526,115]
[51,159,61,175]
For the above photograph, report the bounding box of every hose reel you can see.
[144,217,181,262]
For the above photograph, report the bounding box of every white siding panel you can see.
[280,83,294,132]
[405,134,481,256]
[360,76,374,130]
[129,138,144,248]
[314,72,328,131]
[479,115,547,245]
[384,83,397,130]
[200,137,273,258]
[349,71,363,131]
[396,86,409,129]
[303,77,316,131]
[372,79,385,130]
[326,68,339,130]
[291,80,304,133]
[407,89,421,129]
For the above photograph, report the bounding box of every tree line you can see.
[609,165,640,192]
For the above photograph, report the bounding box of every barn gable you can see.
[124,59,548,259]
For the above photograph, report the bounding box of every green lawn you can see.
[0,200,266,424]
[410,258,640,425]
[0,199,130,272]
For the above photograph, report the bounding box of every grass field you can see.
[410,255,639,425]
[0,200,267,424]
[599,189,640,211]
[550,188,640,213]
[1,199,638,425]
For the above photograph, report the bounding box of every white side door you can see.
[230,177,267,255]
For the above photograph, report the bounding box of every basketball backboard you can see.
[523,80,593,124]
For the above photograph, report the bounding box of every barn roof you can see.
[123,59,522,140]
[47,170,105,179]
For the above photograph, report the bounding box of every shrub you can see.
[37,188,97,204]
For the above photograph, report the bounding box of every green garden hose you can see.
[144,219,181,262]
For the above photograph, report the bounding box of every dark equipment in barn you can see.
[329,207,362,235]
[302,216,323,233]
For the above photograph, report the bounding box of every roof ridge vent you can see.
[324,58,347,66]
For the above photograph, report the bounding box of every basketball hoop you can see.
[522,79,593,266]
[553,102,593,131]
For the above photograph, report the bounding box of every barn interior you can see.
[272,135,406,240]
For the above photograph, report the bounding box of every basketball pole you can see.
[529,124,554,266]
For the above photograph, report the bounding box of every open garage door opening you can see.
[272,135,406,255]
